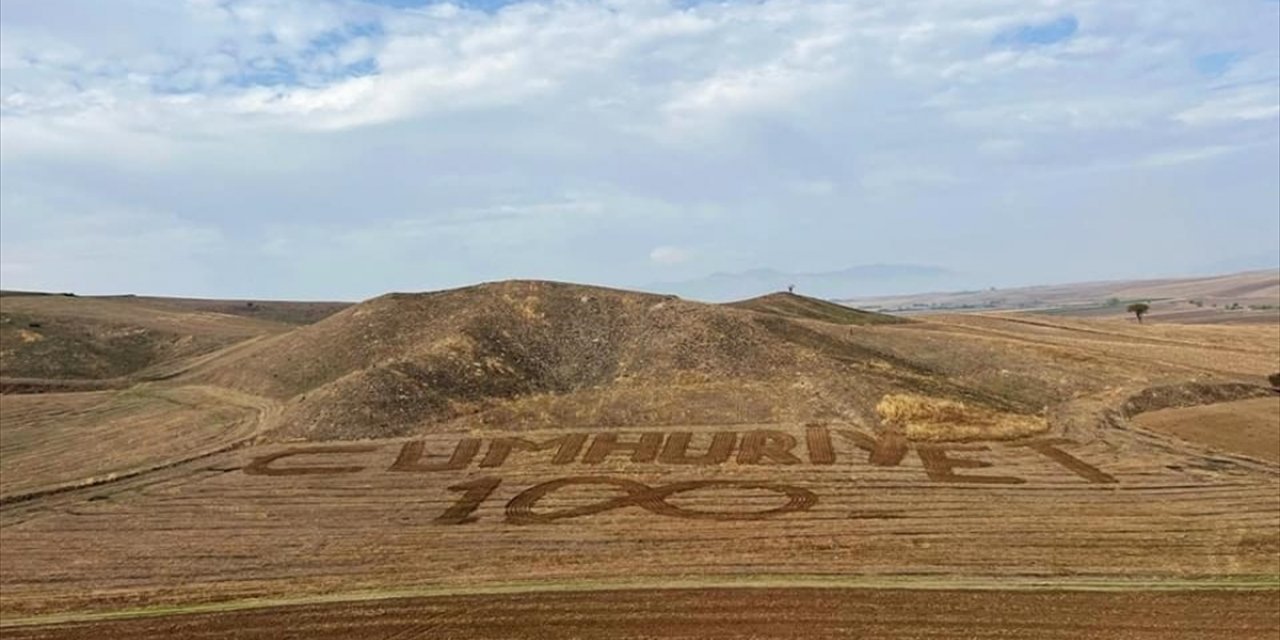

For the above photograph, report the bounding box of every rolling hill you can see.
[185,281,966,440]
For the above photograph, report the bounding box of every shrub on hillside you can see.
[1127,302,1150,323]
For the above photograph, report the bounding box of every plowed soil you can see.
[0,386,272,500]
[1,282,1277,637]
[6,588,1277,640]
[1132,396,1280,463]
[1,420,1276,619]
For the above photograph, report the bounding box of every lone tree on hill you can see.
[1127,302,1150,323]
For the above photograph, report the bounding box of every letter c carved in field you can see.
[243,445,379,476]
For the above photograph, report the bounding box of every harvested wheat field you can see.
[1132,397,1280,463]
[5,588,1278,640]
[1,281,1277,638]
[0,386,272,500]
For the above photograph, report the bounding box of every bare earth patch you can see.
[1132,396,1280,463]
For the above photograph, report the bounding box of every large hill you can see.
[186,281,983,440]
[170,279,1271,443]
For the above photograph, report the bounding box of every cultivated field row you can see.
[2,423,1276,618]
[6,587,1280,639]
[0,386,278,501]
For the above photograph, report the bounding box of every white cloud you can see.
[0,0,1277,297]
[1175,85,1280,125]
[788,179,836,196]
[1138,144,1245,167]
[977,138,1024,158]
[649,245,693,265]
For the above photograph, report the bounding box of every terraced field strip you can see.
[921,315,1280,377]
[0,385,278,502]
[5,587,1278,640]
[2,574,1277,628]
[2,424,1276,618]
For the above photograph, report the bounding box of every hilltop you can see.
[727,291,908,326]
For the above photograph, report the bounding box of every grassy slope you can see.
[726,291,908,326]
[0,295,294,380]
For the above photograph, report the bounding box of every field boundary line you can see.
[4,574,1278,628]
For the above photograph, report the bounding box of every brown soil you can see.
[0,291,349,326]
[2,421,1277,618]
[1132,397,1280,463]
[0,295,291,382]
[90,295,350,326]
[183,282,943,440]
[172,281,1279,442]
[0,386,274,501]
[727,291,908,325]
[1,280,1278,631]
[5,588,1277,640]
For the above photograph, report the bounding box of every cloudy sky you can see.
[1,0,1277,300]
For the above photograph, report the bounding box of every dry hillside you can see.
[0,294,293,382]
[183,282,1076,441]
[170,280,1278,444]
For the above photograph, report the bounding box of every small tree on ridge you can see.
[1127,302,1150,324]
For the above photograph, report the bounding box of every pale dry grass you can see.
[0,386,267,498]
[875,393,1047,442]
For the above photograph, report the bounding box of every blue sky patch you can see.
[993,15,1079,47]
[1194,51,1239,76]
[367,0,524,10]
[223,22,383,90]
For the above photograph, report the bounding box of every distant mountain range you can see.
[643,264,957,302]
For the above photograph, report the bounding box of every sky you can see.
[1,0,1278,301]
